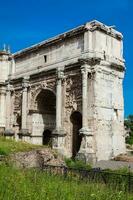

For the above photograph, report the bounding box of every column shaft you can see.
[56,78,62,129]
[6,89,11,129]
[21,87,28,130]
[82,67,88,128]
[80,64,90,133]
[0,88,6,129]
[20,77,29,134]
[4,83,15,136]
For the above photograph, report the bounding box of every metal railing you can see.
[42,164,133,193]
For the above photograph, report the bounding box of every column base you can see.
[0,127,5,135]
[79,127,93,136]
[77,127,96,164]
[4,129,15,136]
[76,152,96,164]
[52,128,66,136]
[52,128,66,155]
[18,129,30,136]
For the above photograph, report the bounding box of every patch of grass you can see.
[0,163,132,200]
[0,136,42,156]
[65,158,92,170]
[103,167,133,175]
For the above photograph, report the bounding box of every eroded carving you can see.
[14,90,22,111]
[65,75,82,109]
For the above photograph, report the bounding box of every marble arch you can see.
[0,20,126,163]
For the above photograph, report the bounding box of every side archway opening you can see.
[43,129,52,146]
[70,111,82,158]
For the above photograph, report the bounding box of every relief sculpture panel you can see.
[65,74,82,116]
[14,90,22,111]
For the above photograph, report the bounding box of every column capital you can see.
[79,58,101,66]
[80,64,91,74]
[56,67,65,80]
[22,76,30,89]
[0,85,6,95]
[6,83,14,92]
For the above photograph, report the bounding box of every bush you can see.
[126,135,133,145]
[125,115,133,145]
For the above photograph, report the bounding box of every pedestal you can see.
[52,128,66,155]
[76,128,96,164]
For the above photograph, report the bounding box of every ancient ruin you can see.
[0,20,126,162]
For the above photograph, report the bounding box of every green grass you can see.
[0,163,133,200]
[65,158,92,170]
[0,137,132,200]
[0,137,133,199]
[0,136,42,155]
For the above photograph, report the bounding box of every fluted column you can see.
[52,68,66,152]
[20,77,29,135]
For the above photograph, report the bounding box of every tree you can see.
[124,115,133,145]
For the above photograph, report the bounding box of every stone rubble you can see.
[9,148,65,168]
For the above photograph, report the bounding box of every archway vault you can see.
[30,85,56,111]
[36,89,56,114]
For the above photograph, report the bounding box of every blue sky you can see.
[0,0,132,116]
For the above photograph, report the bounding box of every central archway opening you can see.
[70,111,82,158]
[35,89,56,145]
[37,89,56,115]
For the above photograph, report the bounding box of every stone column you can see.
[6,83,11,129]
[81,65,90,130]
[20,77,29,135]
[78,63,96,163]
[0,84,6,134]
[56,76,62,130]
[52,68,66,153]
[4,82,14,136]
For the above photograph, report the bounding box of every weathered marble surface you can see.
[0,20,126,162]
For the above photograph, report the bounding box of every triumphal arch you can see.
[0,20,126,162]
